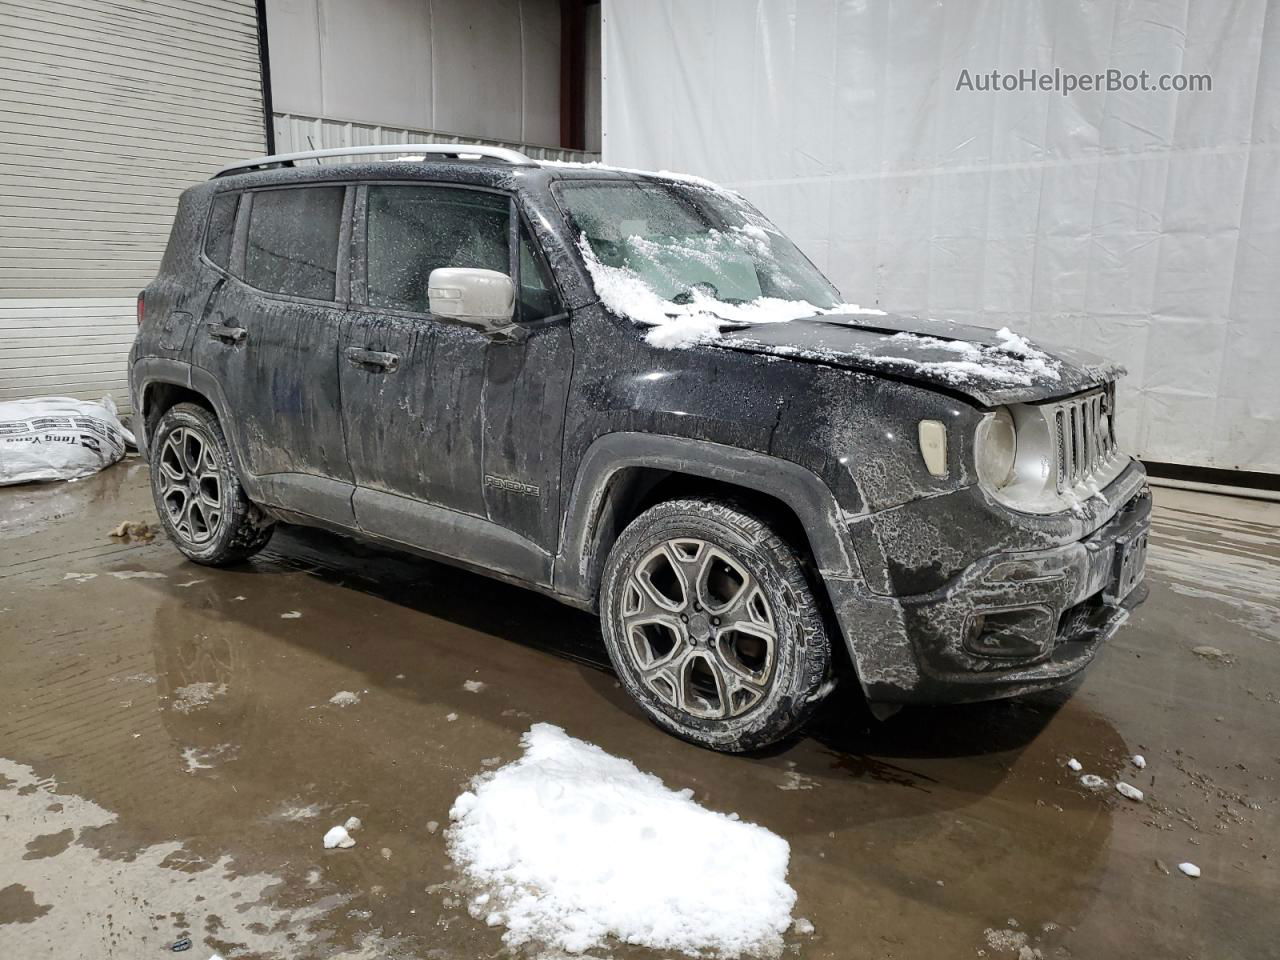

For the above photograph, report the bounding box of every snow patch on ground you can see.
[321,816,363,850]
[983,926,1029,953]
[447,723,796,957]
[182,744,235,774]
[1115,782,1144,802]
[273,802,323,822]
[113,672,157,685]
[171,681,227,714]
[778,770,819,791]
[329,691,360,707]
[323,825,355,849]
[462,680,487,693]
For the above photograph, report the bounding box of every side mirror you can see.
[428,267,516,334]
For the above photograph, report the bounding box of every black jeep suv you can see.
[130,144,1150,751]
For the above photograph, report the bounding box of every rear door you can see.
[191,183,356,524]
[339,182,572,584]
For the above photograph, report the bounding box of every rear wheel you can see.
[149,402,274,565]
[600,498,833,752]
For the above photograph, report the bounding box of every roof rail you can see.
[213,143,535,178]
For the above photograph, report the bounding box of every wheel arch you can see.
[142,383,209,440]
[133,359,258,497]
[555,433,861,609]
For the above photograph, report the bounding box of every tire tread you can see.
[600,497,833,752]
[149,402,274,566]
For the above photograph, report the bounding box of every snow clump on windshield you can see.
[579,235,884,350]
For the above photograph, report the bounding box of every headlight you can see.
[976,407,1017,489]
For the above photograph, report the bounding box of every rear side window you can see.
[245,186,345,300]
[204,192,238,270]
[366,185,509,313]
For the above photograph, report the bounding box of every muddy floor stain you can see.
[0,884,51,926]
[0,466,1276,959]
[22,828,74,861]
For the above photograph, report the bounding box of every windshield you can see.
[556,179,851,346]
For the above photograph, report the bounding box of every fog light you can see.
[963,607,1055,659]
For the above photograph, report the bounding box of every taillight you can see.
[136,291,145,326]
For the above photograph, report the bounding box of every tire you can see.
[600,498,833,752]
[149,402,274,565]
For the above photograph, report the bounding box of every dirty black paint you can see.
[129,156,1150,708]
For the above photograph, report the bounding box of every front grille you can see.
[1051,384,1118,493]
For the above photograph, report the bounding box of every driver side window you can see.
[366,185,509,314]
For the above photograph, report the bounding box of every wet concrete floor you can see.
[1,460,1277,959]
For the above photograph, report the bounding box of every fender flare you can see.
[131,358,263,500]
[553,432,860,603]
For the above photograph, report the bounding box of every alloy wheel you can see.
[157,426,224,545]
[621,538,777,719]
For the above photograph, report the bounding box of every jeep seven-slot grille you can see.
[1051,385,1117,493]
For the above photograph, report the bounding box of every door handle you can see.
[206,321,247,344]
[345,346,400,373]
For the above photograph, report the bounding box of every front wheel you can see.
[600,498,833,752]
[149,402,274,566]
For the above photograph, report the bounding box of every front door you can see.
[192,183,356,524]
[338,183,572,584]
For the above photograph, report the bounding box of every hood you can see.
[712,311,1122,406]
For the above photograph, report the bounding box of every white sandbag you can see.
[0,395,134,486]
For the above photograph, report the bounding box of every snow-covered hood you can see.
[712,312,1122,406]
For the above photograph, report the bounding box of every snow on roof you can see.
[447,723,797,957]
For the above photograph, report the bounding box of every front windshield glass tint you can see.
[556,180,841,312]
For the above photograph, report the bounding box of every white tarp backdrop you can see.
[601,0,1279,473]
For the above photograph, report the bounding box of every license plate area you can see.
[1107,530,1149,603]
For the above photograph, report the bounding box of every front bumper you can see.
[827,475,1152,704]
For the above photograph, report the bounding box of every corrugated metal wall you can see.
[271,112,600,163]
[0,0,266,406]
[266,0,564,149]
